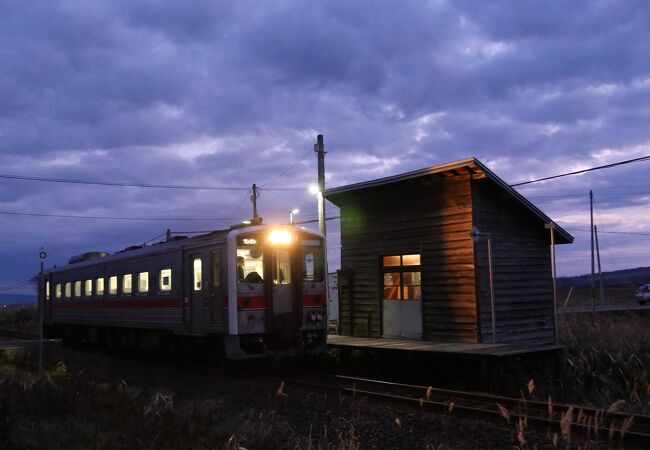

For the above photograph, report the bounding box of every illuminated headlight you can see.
[268,229,293,245]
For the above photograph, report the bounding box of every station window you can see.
[159,269,172,292]
[382,254,421,301]
[138,272,149,293]
[109,276,118,295]
[122,274,132,295]
[74,281,81,298]
[236,246,264,284]
[65,282,71,299]
[96,278,105,296]
[55,283,62,300]
[193,259,202,291]
[84,280,93,297]
[45,281,50,301]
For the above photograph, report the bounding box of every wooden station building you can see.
[324,157,573,347]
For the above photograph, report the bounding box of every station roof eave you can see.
[323,156,574,245]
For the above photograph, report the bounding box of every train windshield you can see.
[237,237,264,283]
[301,243,324,282]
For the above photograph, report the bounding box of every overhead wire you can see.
[510,155,650,186]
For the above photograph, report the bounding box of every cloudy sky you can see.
[2,0,650,294]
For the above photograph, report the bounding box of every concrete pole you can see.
[487,238,496,343]
[38,260,44,373]
[251,183,259,220]
[314,135,326,236]
[595,225,604,305]
[550,222,558,344]
[590,190,595,312]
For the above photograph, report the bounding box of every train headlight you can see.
[268,229,293,245]
[310,313,317,322]
[316,313,322,321]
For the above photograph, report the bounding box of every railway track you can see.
[256,368,650,447]
[0,328,38,340]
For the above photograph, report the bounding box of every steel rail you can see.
[253,369,650,446]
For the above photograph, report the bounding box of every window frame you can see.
[159,268,172,293]
[122,274,133,296]
[138,272,149,294]
[96,277,105,297]
[381,254,422,301]
[108,276,118,296]
[84,279,93,298]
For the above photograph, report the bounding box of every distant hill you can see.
[558,267,650,289]
[0,294,36,306]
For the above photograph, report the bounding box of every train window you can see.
[84,280,93,297]
[45,281,50,300]
[302,248,324,282]
[138,272,149,293]
[272,250,292,285]
[193,259,202,291]
[96,278,105,296]
[55,283,62,299]
[74,281,81,298]
[123,274,133,294]
[109,276,118,295]
[382,254,421,301]
[159,269,172,292]
[65,282,71,298]
[236,247,264,283]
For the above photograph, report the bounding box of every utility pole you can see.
[38,248,47,373]
[547,222,558,344]
[590,190,595,312]
[595,225,604,305]
[251,183,261,222]
[314,135,327,236]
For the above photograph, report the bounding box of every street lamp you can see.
[469,227,496,343]
[289,208,299,225]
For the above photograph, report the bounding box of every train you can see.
[38,223,327,359]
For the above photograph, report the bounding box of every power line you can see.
[511,155,650,186]
[565,228,650,237]
[260,149,312,187]
[0,173,305,191]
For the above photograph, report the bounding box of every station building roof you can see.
[323,156,573,244]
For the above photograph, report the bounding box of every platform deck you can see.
[327,335,563,358]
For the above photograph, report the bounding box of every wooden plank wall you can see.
[472,178,555,345]
[336,174,478,342]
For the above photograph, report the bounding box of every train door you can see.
[186,252,207,334]
[210,250,225,324]
[270,247,298,327]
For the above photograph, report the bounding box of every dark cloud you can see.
[2,0,650,290]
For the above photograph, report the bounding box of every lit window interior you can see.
[160,269,172,292]
[123,274,132,294]
[138,272,149,293]
[96,278,105,296]
[55,283,61,299]
[193,258,202,291]
[273,250,292,285]
[109,276,118,295]
[237,246,264,283]
[45,281,50,300]
[74,281,81,297]
[65,282,71,298]
[84,280,92,297]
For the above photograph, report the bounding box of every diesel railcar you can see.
[38,225,327,359]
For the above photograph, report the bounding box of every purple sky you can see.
[2,1,650,294]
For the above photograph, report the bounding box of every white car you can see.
[635,284,650,305]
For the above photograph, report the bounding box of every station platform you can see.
[327,334,563,359]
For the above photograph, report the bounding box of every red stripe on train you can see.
[302,293,325,307]
[51,297,183,310]
[237,296,267,310]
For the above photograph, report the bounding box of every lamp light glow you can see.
[268,229,293,245]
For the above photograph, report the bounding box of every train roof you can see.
[45,224,323,275]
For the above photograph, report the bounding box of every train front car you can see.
[226,226,327,358]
